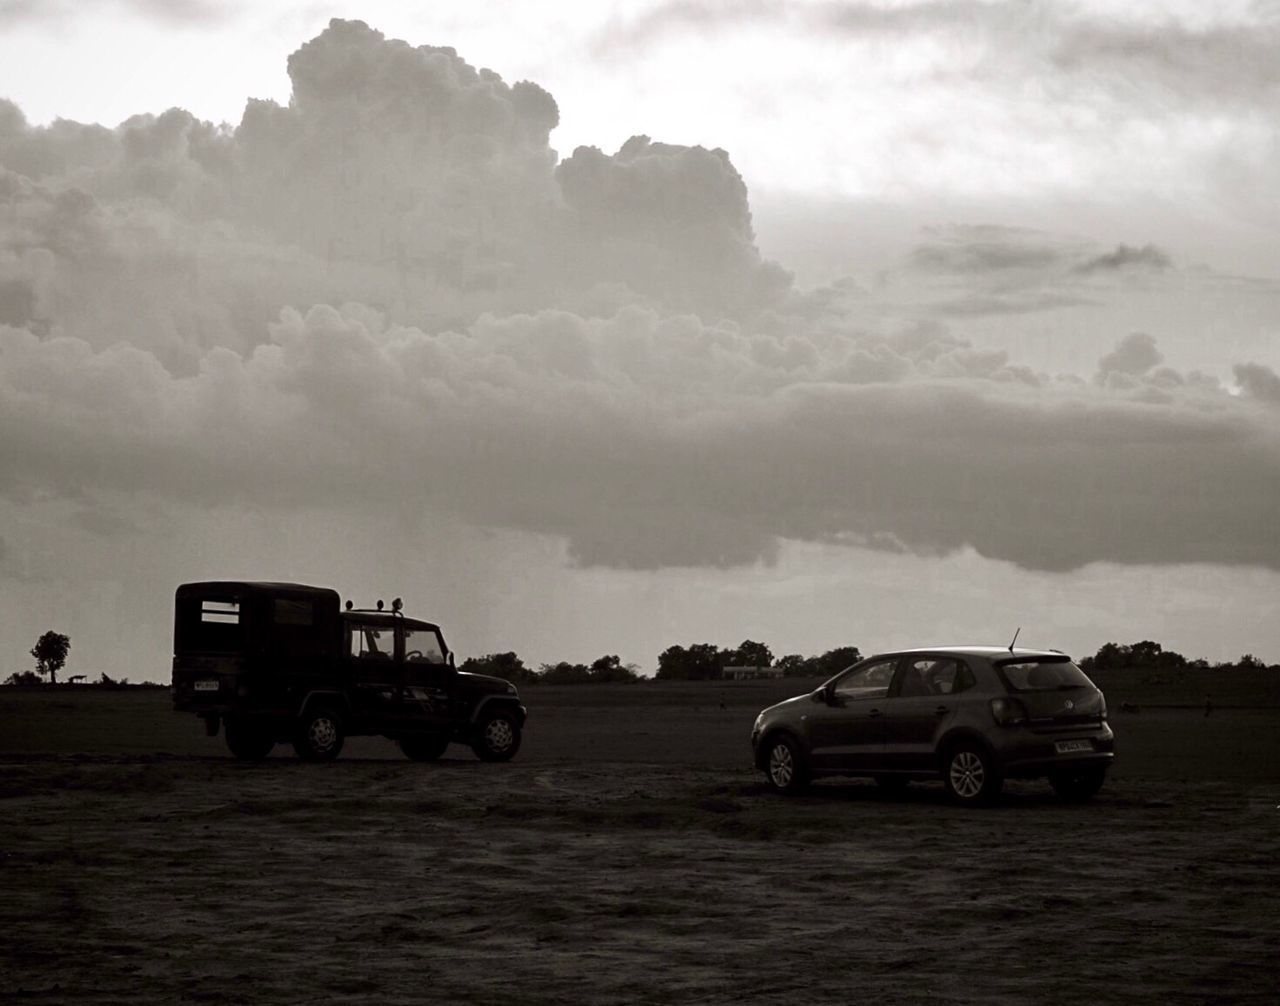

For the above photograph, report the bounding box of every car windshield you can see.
[998,659,1093,691]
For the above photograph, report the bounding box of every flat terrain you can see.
[3,683,1279,1004]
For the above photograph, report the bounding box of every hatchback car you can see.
[751,647,1114,803]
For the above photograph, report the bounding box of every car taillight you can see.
[990,696,1028,726]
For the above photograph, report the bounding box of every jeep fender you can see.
[297,691,350,719]
[469,694,524,725]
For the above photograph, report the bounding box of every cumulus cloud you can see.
[1235,363,1280,405]
[1097,332,1163,381]
[2,18,1278,576]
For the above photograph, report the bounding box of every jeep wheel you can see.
[942,743,1002,805]
[293,707,345,762]
[471,710,521,762]
[225,718,274,761]
[399,734,451,762]
[1049,767,1107,802]
[764,734,809,794]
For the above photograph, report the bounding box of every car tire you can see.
[942,743,1002,805]
[874,775,910,795]
[224,718,274,761]
[471,709,521,762]
[763,734,809,794]
[1049,767,1107,802]
[399,734,451,762]
[293,706,345,762]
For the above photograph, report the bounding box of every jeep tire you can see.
[471,708,521,762]
[293,706,345,762]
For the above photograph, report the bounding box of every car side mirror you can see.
[447,652,455,669]
[812,686,830,705]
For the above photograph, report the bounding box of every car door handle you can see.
[935,705,950,716]
[868,708,881,718]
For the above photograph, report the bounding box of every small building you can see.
[722,665,784,681]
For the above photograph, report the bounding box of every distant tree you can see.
[4,670,42,686]
[656,643,726,680]
[31,631,70,685]
[589,655,640,684]
[540,661,592,685]
[813,646,862,677]
[1235,654,1265,671]
[459,651,538,686]
[776,654,808,677]
[729,640,774,668]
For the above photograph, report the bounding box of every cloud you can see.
[2,18,1277,577]
[1097,332,1163,381]
[0,0,236,27]
[1234,363,1280,405]
[3,305,1278,573]
[1074,243,1173,274]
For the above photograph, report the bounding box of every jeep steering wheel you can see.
[405,649,424,661]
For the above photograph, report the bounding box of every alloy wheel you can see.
[949,750,985,800]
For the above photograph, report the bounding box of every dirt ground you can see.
[2,687,1279,1004]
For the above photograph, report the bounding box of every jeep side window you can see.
[350,624,395,660]
[404,628,445,664]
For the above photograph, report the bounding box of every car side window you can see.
[894,658,968,697]
[404,627,445,664]
[834,659,897,701]
[350,624,395,660]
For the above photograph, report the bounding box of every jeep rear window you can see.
[201,600,239,624]
[998,659,1092,692]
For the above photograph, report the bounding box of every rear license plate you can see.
[1055,739,1092,754]
[193,680,220,692]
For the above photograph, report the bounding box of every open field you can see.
[3,683,1279,1004]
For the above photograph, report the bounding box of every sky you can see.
[1,1,1279,681]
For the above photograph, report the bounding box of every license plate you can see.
[1055,739,1092,754]
[193,680,220,692]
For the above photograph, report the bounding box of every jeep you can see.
[171,581,527,762]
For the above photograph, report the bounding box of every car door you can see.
[345,621,403,722]
[806,658,899,771]
[877,657,968,771]
[401,624,455,730]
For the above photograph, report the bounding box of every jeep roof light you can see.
[343,596,405,616]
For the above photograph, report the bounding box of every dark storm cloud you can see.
[895,226,1170,321]
[2,18,1277,575]
[1075,243,1173,275]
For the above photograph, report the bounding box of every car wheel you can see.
[224,718,274,761]
[293,707,345,762]
[942,743,1002,805]
[399,734,451,762]
[1049,767,1106,802]
[874,775,910,795]
[471,710,521,762]
[764,734,809,794]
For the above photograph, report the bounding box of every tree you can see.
[459,651,537,686]
[4,670,42,687]
[539,661,591,685]
[729,640,773,668]
[31,631,70,685]
[589,655,640,683]
[656,643,727,680]
[775,654,808,677]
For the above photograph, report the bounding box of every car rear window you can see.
[998,659,1093,692]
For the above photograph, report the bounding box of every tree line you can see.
[5,629,1276,688]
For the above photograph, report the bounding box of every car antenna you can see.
[1008,626,1020,652]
